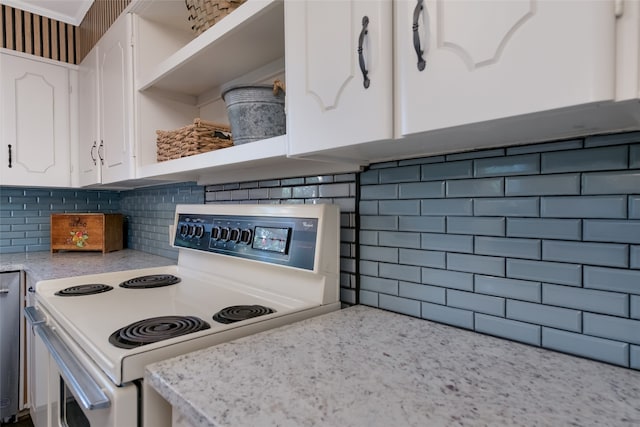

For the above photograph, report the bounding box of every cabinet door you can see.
[99,14,135,184]
[78,48,101,186]
[395,0,617,137]
[286,0,393,158]
[0,53,71,187]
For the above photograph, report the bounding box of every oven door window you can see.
[60,378,90,427]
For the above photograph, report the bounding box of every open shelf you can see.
[135,0,284,101]
[136,135,362,185]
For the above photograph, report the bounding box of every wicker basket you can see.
[156,118,233,162]
[185,0,246,35]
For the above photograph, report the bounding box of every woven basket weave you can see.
[185,0,246,35]
[156,118,233,162]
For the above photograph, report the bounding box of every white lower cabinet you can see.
[0,50,74,187]
[77,14,135,186]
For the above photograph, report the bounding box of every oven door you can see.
[25,307,138,427]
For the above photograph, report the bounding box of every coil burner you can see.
[108,315,211,349]
[54,284,114,296]
[212,305,276,324]
[119,274,181,289]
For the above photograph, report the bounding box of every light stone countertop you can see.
[146,305,640,427]
[0,249,176,283]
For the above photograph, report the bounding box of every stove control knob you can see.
[239,229,252,244]
[194,225,205,238]
[187,225,196,237]
[211,226,221,240]
[229,228,241,243]
[220,227,230,242]
[179,224,189,237]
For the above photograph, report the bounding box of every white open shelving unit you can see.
[129,0,361,186]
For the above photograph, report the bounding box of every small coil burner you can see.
[212,305,276,324]
[55,284,113,296]
[119,274,181,289]
[109,315,211,349]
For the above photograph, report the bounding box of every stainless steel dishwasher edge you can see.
[0,271,21,423]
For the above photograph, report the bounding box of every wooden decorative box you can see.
[50,213,123,253]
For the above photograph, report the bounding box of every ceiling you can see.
[1,0,94,25]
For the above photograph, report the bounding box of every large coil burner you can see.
[55,284,114,296]
[109,316,211,349]
[119,274,181,289]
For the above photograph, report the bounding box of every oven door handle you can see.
[34,322,111,410]
[24,306,46,326]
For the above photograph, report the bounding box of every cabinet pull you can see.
[90,141,97,165]
[412,0,427,71]
[98,140,105,165]
[8,144,12,168]
[357,16,371,89]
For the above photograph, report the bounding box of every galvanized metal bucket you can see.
[222,82,286,145]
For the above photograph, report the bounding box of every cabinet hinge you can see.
[615,0,624,18]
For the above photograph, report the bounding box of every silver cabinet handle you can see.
[0,289,9,295]
[34,322,110,410]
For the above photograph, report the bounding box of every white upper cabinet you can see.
[285,0,393,158]
[77,14,135,186]
[395,0,617,136]
[285,0,638,163]
[77,47,101,186]
[0,50,74,187]
[99,14,136,184]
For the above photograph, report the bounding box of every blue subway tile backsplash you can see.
[542,328,629,367]
[540,146,628,174]
[0,187,121,253]
[359,131,640,370]
[2,130,639,371]
[475,314,541,346]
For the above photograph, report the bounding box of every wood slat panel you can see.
[14,8,23,52]
[24,11,32,54]
[33,14,42,56]
[42,16,50,58]
[1,4,80,64]
[1,0,129,65]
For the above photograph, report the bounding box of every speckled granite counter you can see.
[0,249,175,283]
[146,305,640,427]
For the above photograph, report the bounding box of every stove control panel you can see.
[173,214,318,270]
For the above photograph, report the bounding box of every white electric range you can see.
[25,203,341,427]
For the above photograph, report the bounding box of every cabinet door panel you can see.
[99,14,134,184]
[78,48,101,186]
[305,3,353,110]
[396,0,617,137]
[0,54,71,187]
[286,0,393,157]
